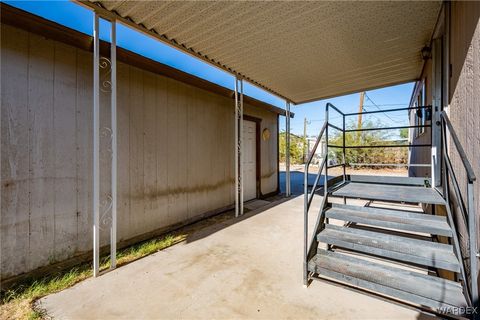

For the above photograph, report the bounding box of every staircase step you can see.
[308,249,467,310]
[332,182,446,205]
[317,225,460,272]
[325,204,452,237]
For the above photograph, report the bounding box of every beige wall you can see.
[409,1,480,285]
[448,1,480,280]
[408,59,432,178]
[1,24,278,279]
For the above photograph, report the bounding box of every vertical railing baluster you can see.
[342,114,346,204]
[342,114,346,182]
[324,104,329,249]
[304,153,309,285]
[92,13,100,278]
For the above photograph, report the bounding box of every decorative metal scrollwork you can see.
[99,194,113,230]
[99,57,112,93]
[100,126,113,156]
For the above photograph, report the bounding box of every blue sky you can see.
[6,0,414,136]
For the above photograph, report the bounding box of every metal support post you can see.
[324,104,330,236]
[110,19,117,269]
[234,77,244,217]
[285,101,291,197]
[342,115,346,182]
[342,114,346,204]
[92,13,100,277]
[240,79,244,215]
[324,104,329,198]
[93,14,117,276]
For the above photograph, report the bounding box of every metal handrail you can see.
[344,105,431,116]
[326,102,345,116]
[304,121,328,285]
[303,104,478,309]
[304,103,346,285]
[440,111,478,306]
[305,122,327,165]
[345,124,431,132]
[441,111,476,183]
[307,156,327,209]
[333,144,431,149]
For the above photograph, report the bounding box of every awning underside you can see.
[87,1,442,104]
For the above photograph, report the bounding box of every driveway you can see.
[38,195,424,319]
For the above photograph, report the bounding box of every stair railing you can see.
[304,103,433,286]
[304,103,346,285]
[440,110,478,307]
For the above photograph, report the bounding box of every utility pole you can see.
[303,117,307,163]
[357,92,365,141]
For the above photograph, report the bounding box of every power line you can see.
[361,106,385,123]
[364,93,398,123]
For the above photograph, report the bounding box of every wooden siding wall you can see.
[1,24,278,279]
[449,1,480,280]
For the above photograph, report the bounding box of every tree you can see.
[399,128,408,139]
[279,131,305,164]
[328,120,407,167]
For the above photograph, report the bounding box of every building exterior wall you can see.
[408,1,480,285]
[408,59,432,178]
[448,1,480,280]
[1,24,279,280]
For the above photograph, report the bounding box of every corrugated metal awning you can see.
[83,1,441,104]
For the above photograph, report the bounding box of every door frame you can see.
[243,114,262,199]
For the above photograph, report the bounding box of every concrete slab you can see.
[38,196,425,319]
[244,199,271,211]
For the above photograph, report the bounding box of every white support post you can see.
[285,101,291,197]
[234,77,244,217]
[239,79,244,215]
[110,19,117,269]
[92,13,100,277]
[93,14,117,276]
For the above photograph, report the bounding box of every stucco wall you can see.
[448,1,480,285]
[1,24,278,279]
[408,2,479,285]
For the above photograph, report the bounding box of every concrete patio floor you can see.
[38,196,429,319]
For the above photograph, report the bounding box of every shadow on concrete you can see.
[185,170,333,244]
[185,195,297,244]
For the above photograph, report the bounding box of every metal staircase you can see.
[304,103,478,318]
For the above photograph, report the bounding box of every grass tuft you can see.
[0,233,186,319]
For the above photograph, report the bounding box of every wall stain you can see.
[131,178,235,201]
[261,171,276,179]
[3,177,78,188]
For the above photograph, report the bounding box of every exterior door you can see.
[243,120,257,201]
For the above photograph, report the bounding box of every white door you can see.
[243,120,257,201]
